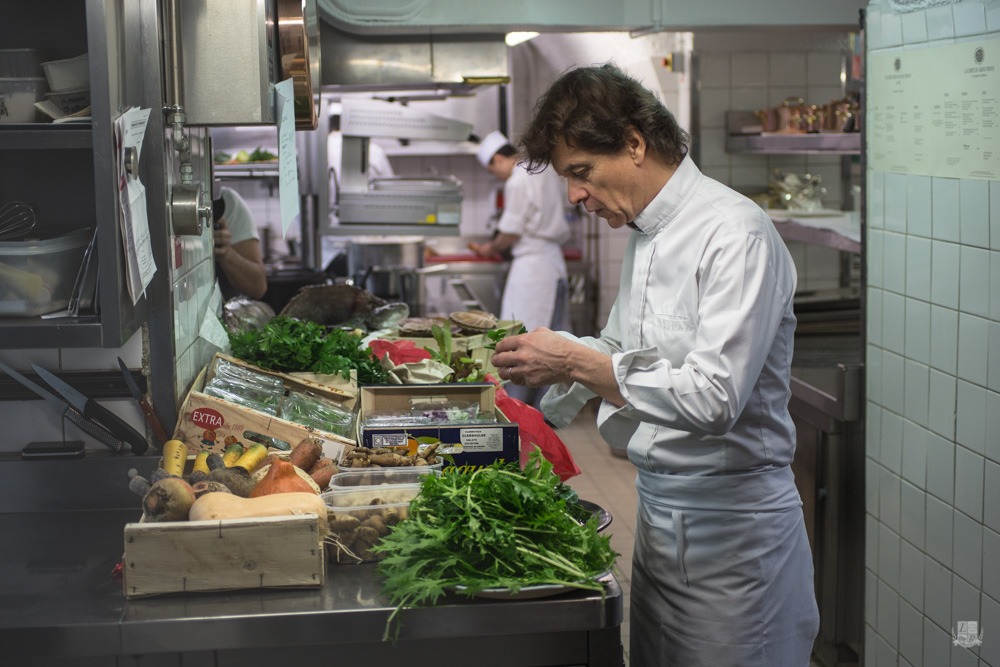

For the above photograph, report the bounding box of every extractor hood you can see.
[319,22,509,93]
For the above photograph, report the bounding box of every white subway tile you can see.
[929,305,959,374]
[953,0,988,36]
[956,379,988,455]
[879,522,902,592]
[952,509,983,587]
[960,179,990,249]
[866,7,884,49]
[868,344,884,406]
[988,391,1000,463]
[806,52,844,88]
[767,86,806,108]
[904,360,930,429]
[883,232,907,295]
[881,467,903,533]
[875,634,898,667]
[881,10,904,47]
[901,420,928,488]
[898,599,924,666]
[906,236,932,302]
[992,251,1000,321]
[992,180,1000,251]
[730,52,768,87]
[869,288,884,347]
[882,351,906,415]
[698,127,730,168]
[957,312,989,385]
[869,170,886,230]
[868,458,882,519]
[869,404,884,464]
[986,460,1000,534]
[866,569,879,634]
[769,52,807,86]
[729,87,768,114]
[901,11,929,44]
[883,291,907,355]
[926,432,957,504]
[989,0,1000,32]
[869,228,885,289]
[901,480,927,550]
[906,175,933,238]
[954,446,985,523]
[984,526,1000,602]
[927,369,957,440]
[931,240,960,307]
[730,165,770,193]
[877,577,901,650]
[698,53,731,88]
[905,297,931,363]
[923,615,952,667]
[885,173,909,233]
[698,87,731,129]
[982,592,1000,666]
[805,86,845,108]
[926,494,955,568]
[926,5,957,39]
[932,178,961,242]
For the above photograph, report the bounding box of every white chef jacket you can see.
[542,155,818,666]
[219,187,260,246]
[497,166,570,332]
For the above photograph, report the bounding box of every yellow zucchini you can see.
[160,439,187,477]
[188,491,328,525]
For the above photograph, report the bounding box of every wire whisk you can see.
[0,201,38,241]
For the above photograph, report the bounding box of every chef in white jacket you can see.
[490,64,820,666]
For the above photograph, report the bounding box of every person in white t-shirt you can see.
[213,186,267,300]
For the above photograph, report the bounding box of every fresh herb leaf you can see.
[373,449,617,640]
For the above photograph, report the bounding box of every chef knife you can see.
[31,363,149,455]
[117,357,168,448]
[0,359,131,454]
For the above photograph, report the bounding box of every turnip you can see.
[142,477,197,522]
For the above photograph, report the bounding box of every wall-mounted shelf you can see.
[0,125,93,150]
[726,132,860,155]
[770,214,861,254]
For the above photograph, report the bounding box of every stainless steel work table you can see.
[1,506,624,666]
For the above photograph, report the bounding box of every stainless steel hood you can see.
[319,23,508,93]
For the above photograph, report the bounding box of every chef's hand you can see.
[493,328,626,407]
[492,328,573,387]
[213,218,233,259]
[468,241,493,258]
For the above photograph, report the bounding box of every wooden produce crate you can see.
[123,515,326,598]
[173,353,357,460]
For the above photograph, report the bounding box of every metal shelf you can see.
[771,216,861,254]
[0,125,93,149]
[213,162,280,179]
[0,317,104,348]
[726,132,860,155]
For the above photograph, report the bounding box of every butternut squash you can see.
[188,491,328,525]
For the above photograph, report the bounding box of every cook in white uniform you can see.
[470,130,571,333]
[490,64,819,666]
[213,186,267,300]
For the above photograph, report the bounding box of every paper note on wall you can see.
[275,78,301,238]
[114,106,156,304]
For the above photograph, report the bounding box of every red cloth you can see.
[369,339,432,366]
[488,376,581,482]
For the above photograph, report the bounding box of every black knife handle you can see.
[64,410,128,454]
[86,402,149,455]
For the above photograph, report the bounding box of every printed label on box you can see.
[371,433,407,448]
[458,427,505,453]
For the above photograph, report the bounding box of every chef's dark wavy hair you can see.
[518,62,689,173]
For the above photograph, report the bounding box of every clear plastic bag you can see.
[279,390,355,437]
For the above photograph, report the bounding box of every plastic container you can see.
[41,53,89,93]
[321,467,438,507]
[0,49,47,78]
[0,77,47,123]
[44,88,90,115]
[325,501,409,563]
[0,229,91,316]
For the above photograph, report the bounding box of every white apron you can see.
[629,466,819,667]
[500,243,566,332]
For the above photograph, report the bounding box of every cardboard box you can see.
[358,383,519,472]
[380,319,522,374]
[173,353,356,460]
[123,515,326,598]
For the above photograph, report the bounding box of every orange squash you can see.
[249,458,318,498]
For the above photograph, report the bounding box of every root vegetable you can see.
[206,452,226,470]
[187,469,209,485]
[127,469,151,497]
[221,443,244,467]
[208,466,255,497]
[192,450,211,474]
[191,480,232,498]
[160,439,187,477]
[233,443,268,472]
[288,437,323,471]
[308,457,333,473]
[310,465,336,490]
[142,477,196,522]
[149,467,180,484]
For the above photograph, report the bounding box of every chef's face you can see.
[551,133,644,229]
[486,153,516,181]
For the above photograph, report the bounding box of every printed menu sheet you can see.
[868,37,998,180]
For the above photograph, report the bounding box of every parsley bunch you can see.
[228,316,387,385]
[374,450,617,639]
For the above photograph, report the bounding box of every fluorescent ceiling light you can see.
[505,32,539,47]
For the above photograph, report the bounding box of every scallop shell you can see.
[449,310,499,333]
[396,316,454,336]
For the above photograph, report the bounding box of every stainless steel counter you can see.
[1,506,623,666]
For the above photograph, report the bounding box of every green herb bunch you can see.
[374,449,617,639]
[228,316,387,385]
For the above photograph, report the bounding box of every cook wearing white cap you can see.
[470,130,571,404]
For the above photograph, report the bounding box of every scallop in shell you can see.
[449,310,499,333]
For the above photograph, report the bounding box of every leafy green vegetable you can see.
[227,316,387,385]
[484,324,527,350]
[249,146,277,161]
[373,450,617,640]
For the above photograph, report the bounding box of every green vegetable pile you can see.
[227,316,388,385]
[374,450,617,639]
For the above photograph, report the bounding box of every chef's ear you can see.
[625,128,646,164]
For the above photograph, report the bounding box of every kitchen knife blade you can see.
[0,359,130,454]
[31,364,149,455]
[117,357,168,448]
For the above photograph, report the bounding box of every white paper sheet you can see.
[275,78,301,238]
[114,107,156,304]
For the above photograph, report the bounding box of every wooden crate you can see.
[123,515,326,598]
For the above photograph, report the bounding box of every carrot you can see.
[310,465,336,490]
[288,437,323,471]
